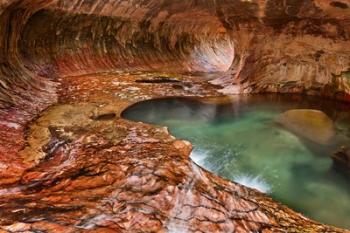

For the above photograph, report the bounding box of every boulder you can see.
[276,109,335,145]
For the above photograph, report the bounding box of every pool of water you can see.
[122,95,350,229]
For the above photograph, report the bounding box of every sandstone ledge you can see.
[0,72,347,232]
[0,0,349,232]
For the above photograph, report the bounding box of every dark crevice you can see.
[135,77,181,84]
[330,1,348,9]
[91,113,116,121]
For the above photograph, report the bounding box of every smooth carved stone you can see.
[276,109,335,145]
[0,0,349,232]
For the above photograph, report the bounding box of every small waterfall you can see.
[190,148,209,167]
[233,174,271,193]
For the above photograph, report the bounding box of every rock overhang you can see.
[0,0,349,232]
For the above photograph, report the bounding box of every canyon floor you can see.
[0,71,348,232]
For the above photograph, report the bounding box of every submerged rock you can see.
[276,109,335,145]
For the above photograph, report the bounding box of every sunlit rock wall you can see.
[2,0,350,98]
[217,0,350,100]
[20,1,234,76]
[1,0,349,100]
[0,0,57,183]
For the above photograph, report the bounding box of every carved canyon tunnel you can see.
[0,0,349,232]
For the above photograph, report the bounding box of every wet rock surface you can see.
[0,0,349,232]
[0,73,347,232]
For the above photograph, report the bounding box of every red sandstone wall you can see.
[0,1,349,232]
[0,0,349,183]
[1,0,350,101]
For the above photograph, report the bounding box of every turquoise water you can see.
[122,95,350,229]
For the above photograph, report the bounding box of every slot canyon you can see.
[0,0,349,232]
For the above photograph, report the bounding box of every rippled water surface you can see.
[123,95,350,229]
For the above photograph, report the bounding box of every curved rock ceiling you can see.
[0,0,349,232]
[1,0,350,105]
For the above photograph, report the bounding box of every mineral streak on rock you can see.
[0,0,349,232]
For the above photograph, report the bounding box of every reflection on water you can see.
[122,95,350,229]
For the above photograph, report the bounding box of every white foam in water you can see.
[190,149,271,193]
[190,148,209,167]
[234,175,272,193]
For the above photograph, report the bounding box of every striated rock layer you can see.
[0,0,349,232]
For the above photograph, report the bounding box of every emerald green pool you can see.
[122,95,350,229]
